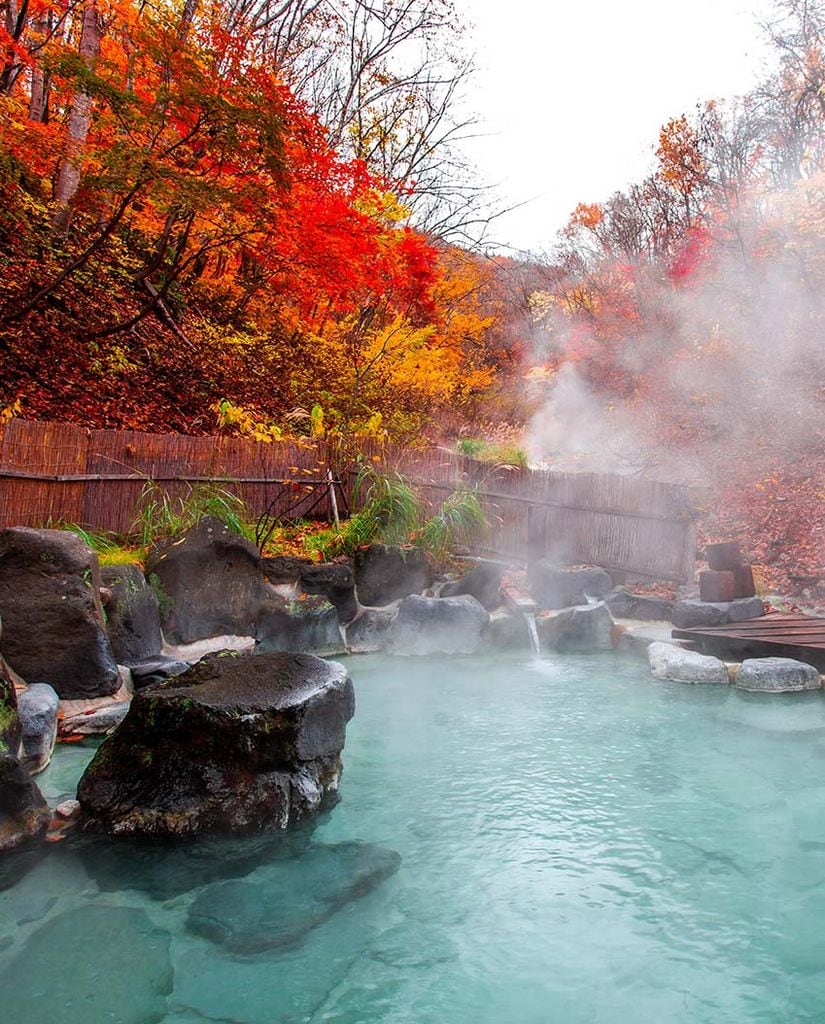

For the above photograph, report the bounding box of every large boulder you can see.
[734,658,821,693]
[100,564,162,663]
[256,598,345,656]
[605,588,673,621]
[17,683,59,773]
[647,641,729,684]
[299,563,358,623]
[539,602,615,652]
[261,555,316,584]
[0,905,172,1024]
[672,597,764,628]
[0,753,51,852]
[528,560,613,610]
[187,842,401,954]
[344,607,395,653]
[0,528,119,698]
[353,544,431,606]
[386,595,489,655]
[77,652,355,836]
[440,562,504,610]
[486,611,531,650]
[145,517,270,643]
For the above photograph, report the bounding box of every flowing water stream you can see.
[3,650,825,1023]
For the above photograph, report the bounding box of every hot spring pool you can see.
[4,650,825,1023]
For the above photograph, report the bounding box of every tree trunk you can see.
[52,0,102,234]
[27,8,50,121]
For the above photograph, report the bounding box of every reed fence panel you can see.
[0,420,697,580]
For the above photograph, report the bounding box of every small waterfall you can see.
[524,612,541,657]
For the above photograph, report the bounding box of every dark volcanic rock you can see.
[0,905,172,1024]
[256,599,345,656]
[187,841,401,953]
[486,611,531,650]
[728,596,765,622]
[605,587,673,621]
[527,560,613,610]
[539,602,615,652]
[17,683,59,773]
[145,517,270,643]
[386,594,489,655]
[353,544,431,606]
[0,754,50,852]
[77,652,355,836]
[128,654,191,690]
[671,599,731,629]
[345,607,395,653]
[0,661,20,758]
[262,555,316,584]
[440,562,504,610]
[101,564,162,663]
[0,528,119,698]
[300,563,358,623]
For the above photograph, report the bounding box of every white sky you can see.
[461,0,777,253]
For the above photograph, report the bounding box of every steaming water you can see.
[524,611,542,655]
[4,650,825,1023]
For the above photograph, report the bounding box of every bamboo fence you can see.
[0,420,697,581]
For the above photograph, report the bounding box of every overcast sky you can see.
[461,0,777,253]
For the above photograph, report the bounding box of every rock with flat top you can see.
[354,544,431,606]
[734,658,821,693]
[77,652,355,836]
[605,588,673,621]
[440,563,504,610]
[647,641,728,684]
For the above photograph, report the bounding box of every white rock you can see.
[734,658,822,693]
[55,799,80,819]
[647,641,729,685]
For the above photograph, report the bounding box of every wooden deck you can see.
[672,613,825,671]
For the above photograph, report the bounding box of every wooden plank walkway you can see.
[672,613,825,671]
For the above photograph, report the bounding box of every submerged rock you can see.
[17,683,59,773]
[0,753,50,852]
[386,594,489,655]
[539,602,615,652]
[647,641,729,685]
[0,528,119,698]
[0,905,172,1024]
[100,563,163,663]
[734,658,821,693]
[145,517,271,643]
[528,561,613,610]
[187,841,401,953]
[354,544,431,606]
[440,562,504,610]
[77,652,355,836]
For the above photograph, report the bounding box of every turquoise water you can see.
[3,650,825,1023]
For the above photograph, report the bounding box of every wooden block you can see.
[733,564,756,599]
[706,541,742,571]
[699,570,736,602]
